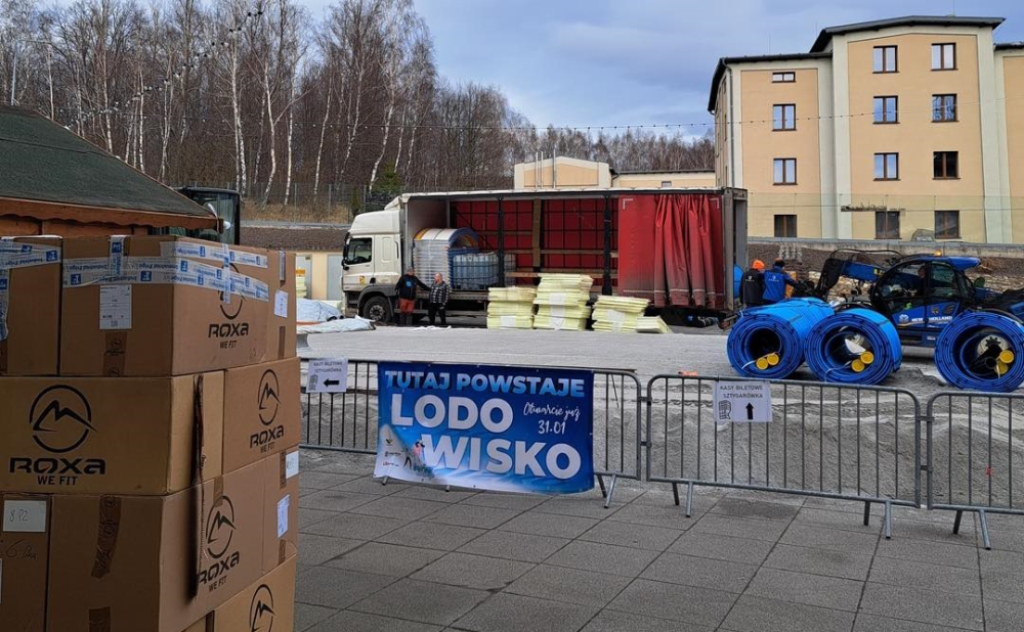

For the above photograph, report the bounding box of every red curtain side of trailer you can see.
[618,192,725,309]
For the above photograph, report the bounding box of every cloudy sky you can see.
[350,0,1024,137]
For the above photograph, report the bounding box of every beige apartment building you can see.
[711,16,1024,243]
[513,156,716,189]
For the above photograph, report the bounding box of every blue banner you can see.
[374,362,594,494]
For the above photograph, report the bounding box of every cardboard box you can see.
[222,358,301,474]
[46,458,276,632]
[265,250,297,362]
[200,555,297,632]
[0,236,61,376]
[0,373,224,495]
[0,493,51,632]
[60,236,274,376]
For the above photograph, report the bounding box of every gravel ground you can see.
[241,223,347,251]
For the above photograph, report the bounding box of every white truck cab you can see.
[342,208,403,320]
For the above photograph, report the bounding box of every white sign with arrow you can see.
[713,380,772,423]
[307,358,349,393]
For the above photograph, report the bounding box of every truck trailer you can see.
[342,188,748,323]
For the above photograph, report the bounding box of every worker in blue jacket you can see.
[762,259,798,304]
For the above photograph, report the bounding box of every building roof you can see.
[0,106,216,228]
[708,16,1008,113]
[707,53,832,112]
[810,16,1005,52]
[613,169,715,176]
[996,42,1024,51]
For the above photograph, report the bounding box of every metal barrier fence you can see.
[645,375,922,538]
[300,360,643,506]
[299,358,1024,546]
[926,391,1024,549]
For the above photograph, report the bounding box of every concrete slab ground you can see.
[295,449,1024,632]
[301,326,946,395]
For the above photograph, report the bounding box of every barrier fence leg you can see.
[953,510,964,535]
[863,502,871,527]
[978,510,992,551]
[685,482,695,518]
[445,485,451,493]
[597,474,607,498]
[604,475,618,509]
[672,483,680,507]
[883,500,893,540]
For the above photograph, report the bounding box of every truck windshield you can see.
[344,237,373,265]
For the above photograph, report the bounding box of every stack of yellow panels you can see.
[487,287,537,329]
[637,316,672,334]
[592,296,650,333]
[533,274,593,331]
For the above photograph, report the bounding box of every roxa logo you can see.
[252,370,285,451]
[9,385,106,484]
[258,370,281,426]
[249,584,275,632]
[199,495,241,589]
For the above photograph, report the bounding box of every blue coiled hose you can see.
[805,309,902,385]
[727,298,833,379]
[934,311,1024,393]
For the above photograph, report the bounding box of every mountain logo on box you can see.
[206,495,237,559]
[30,385,94,453]
[258,369,281,425]
[199,494,242,589]
[9,385,106,484]
[249,585,275,632]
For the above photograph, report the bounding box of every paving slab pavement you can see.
[296,449,1022,632]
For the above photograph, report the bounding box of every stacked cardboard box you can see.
[486,286,537,329]
[592,296,651,333]
[0,235,300,632]
[533,274,593,331]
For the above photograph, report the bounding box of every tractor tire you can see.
[361,296,393,323]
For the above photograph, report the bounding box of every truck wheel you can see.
[361,296,393,323]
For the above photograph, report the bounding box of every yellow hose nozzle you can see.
[851,359,866,373]
[860,351,875,366]
[767,353,780,367]
[999,350,1015,365]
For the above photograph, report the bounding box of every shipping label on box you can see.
[0,373,224,495]
[0,493,51,632]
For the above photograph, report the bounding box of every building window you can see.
[935,211,960,239]
[934,151,959,179]
[873,46,898,73]
[874,153,899,180]
[873,96,898,123]
[773,104,796,131]
[773,158,797,185]
[933,94,957,122]
[875,211,900,239]
[772,72,796,83]
[932,43,956,70]
[774,215,797,238]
